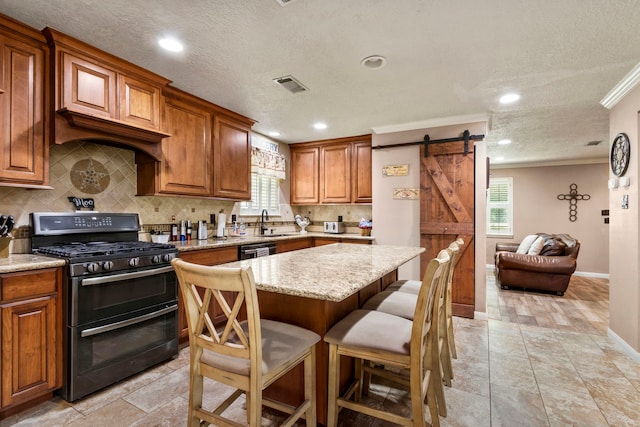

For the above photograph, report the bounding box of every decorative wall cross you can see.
[557,183,590,222]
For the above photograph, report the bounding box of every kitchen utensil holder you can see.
[0,237,13,258]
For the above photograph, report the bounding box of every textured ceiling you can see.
[3,0,640,166]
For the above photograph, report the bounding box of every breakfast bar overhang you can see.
[220,243,425,425]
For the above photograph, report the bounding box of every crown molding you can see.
[600,62,640,109]
[371,113,490,135]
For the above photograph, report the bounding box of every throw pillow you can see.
[527,236,546,255]
[540,238,567,256]
[516,234,539,254]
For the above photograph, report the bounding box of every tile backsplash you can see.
[0,140,371,254]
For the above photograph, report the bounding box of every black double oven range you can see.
[31,212,179,401]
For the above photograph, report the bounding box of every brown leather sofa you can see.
[495,233,580,296]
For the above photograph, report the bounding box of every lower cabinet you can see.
[276,238,312,253]
[313,237,372,246]
[0,268,63,412]
[177,247,238,340]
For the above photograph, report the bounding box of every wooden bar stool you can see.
[171,259,320,427]
[323,250,450,427]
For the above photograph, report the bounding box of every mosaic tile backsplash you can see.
[0,141,371,253]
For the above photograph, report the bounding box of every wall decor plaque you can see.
[382,164,409,176]
[393,188,419,200]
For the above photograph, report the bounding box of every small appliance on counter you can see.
[324,221,345,234]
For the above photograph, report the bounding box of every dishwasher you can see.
[238,242,277,259]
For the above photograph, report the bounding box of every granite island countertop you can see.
[217,243,425,302]
[172,231,374,252]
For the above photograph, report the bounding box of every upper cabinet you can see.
[137,87,212,197]
[290,134,372,205]
[43,28,171,160]
[213,116,252,200]
[137,86,254,199]
[0,15,49,188]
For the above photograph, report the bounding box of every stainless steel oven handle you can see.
[81,265,175,286]
[80,304,177,338]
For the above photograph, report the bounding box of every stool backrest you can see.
[171,259,262,375]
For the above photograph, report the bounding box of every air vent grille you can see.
[273,75,308,94]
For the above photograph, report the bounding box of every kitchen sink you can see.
[265,233,296,237]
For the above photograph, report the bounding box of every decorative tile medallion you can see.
[70,159,110,194]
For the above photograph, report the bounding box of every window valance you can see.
[251,146,286,180]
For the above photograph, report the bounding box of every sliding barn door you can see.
[420,141,475,318]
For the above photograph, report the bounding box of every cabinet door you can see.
[157,96,212,196]
[119,74,161,130]
[213,116,251,200]
[320,143,351,203]
[352,140,372,203]
[290,146,320,204]
[1,285,60,409]
[276,238,312,253]
[177,247,239,339]
[61,51,117,119]
[0,35,47,185]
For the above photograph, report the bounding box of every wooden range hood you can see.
[44,27,172,161]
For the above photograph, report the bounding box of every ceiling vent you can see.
[273,75,308,94]
[586,140,603,146]
[274,0,298,6]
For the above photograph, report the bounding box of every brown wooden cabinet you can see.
[276,238,313,253]
[313,237,372,246]
[0,16,49,187]
[290,135,371,205]
[0,268,63,412]
[137,88,212,197]
[290,146,320,204]
[177,247,239,340]
[213,115,251,200]
[352,140,372,203]
[320,142,351,203]
[137,87,254,199]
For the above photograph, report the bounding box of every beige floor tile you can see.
[129,396,188,427]
[123,365,191,413]
[0,399,82,427]
[66,399,145,427]
[490,384,549,427]
[441,387,491,427]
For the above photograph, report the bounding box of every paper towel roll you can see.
[217,213,226,237]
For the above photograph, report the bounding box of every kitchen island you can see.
[218,243,425,425]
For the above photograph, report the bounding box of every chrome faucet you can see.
[260,209,269,235]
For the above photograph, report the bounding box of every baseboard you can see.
[474,311,488,321]
[573,271,609,279]
[486,264,608,279]
[607,328,640,363]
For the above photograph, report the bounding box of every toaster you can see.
[324,221,345,234]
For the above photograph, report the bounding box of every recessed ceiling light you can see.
[268,131,281,137]
[499,93,520,104]
[494,157,505,161]
[313,122,327,130]
[498,139,512,145]
[159,37,184,52]
[360,55,387,70]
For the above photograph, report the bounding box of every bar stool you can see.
[171,259,320,427]
[361,243,459,415]
[385,238,464,360]
[323,250,450,427]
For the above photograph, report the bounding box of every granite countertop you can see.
[173,231,374,252]
[216,243,425,302]
[1,232,374,272]
[0,254,66,274]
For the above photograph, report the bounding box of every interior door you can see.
[420,141,475,318]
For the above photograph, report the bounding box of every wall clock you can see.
[610,133,630,177]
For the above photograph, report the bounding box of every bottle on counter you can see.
[180,220,187,241]
[171,223,178,241]
[186,220,192,240]
[239,218,246,236]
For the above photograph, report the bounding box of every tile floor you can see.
[2,270,639,426]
